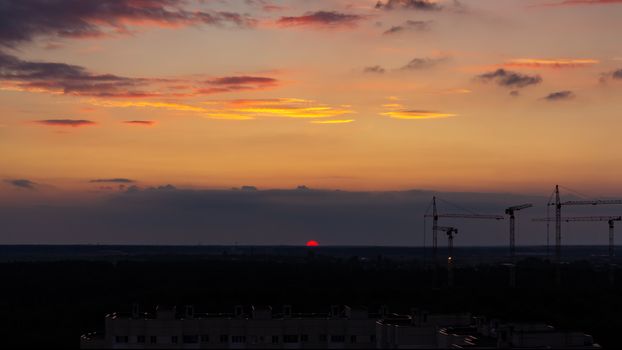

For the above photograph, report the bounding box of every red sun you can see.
[306,240,319,247]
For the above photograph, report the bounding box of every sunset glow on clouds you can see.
[2,0,622,196]
[381,108,457,120]
[504,58,600,69]
[88,98,352,120]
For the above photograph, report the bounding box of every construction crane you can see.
[504,203,532,288]
[425,196,504,261]
[505,204,533,258]
[533,216,621,262]
[534,215,621,285]
[436,226,458,287]
[548,185,622,263]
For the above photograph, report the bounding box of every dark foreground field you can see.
[1,250,621,348]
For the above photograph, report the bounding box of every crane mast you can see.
[426,196,503,261]
[505,203,533,258]
[555,185,561,263]
[436,226,458,287]
[432,196,439,261]
[504,203,532,288]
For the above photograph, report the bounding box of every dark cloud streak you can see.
[0,0,256,48]
[601,68,622,82]
[0,51,152,97]
[35,119,96,127]
[375,0,441,11]
[401,57,447,70]
[277,11,364,27]
[0,52,278,98]
[363,65,386,74]
[544,90,574,101]
[123,120,156,126]
[4,179,37,190]
[383,20,432,35]
[478,69,542,88]
[89,178,135,184]
[198,75,279,94]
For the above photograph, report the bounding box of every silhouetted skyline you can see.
[2,185,621,245]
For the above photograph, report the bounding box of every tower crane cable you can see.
[436,197,479,215]
[559,185,594,201]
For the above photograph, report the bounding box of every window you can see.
[283,335,299,343]
[272,335,279,344]
[171,335,178,344]
[137,335,145,344]
[319,334,327,342]
[232,336,246,343]
[351,335,357,343]
[150,336,157,344]
[183,335,198,344]
[115,336,128,343]
[201,334,209,343]
[301,334,309,342]
[220,334,229,343]
[331,335,345,343]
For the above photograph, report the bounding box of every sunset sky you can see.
[2,0,622,197]
[1,0,622,244]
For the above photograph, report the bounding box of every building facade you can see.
[81,305,599,349]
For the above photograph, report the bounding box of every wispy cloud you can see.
[35,119,96,127]
[309,119,355,124]
[91,98,353,121]
[123,120,157,126]
[381,101,456,120]
[276,11,365,28]
[401,56,448,70]
[222,99,354,119]
[504,58,599,69]
[382,110,456,119]
[207,76,277,86]
[536,0,622,7]
[90,100,209,113]
[0,51,280,99]
[90,178,135,184]
[375,0,442,11]
[198,76,279,94]
[363,65,386,74]
[0,52,154,98]
[383,20,432,35]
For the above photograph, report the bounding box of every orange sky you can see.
[2,0,622,197]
